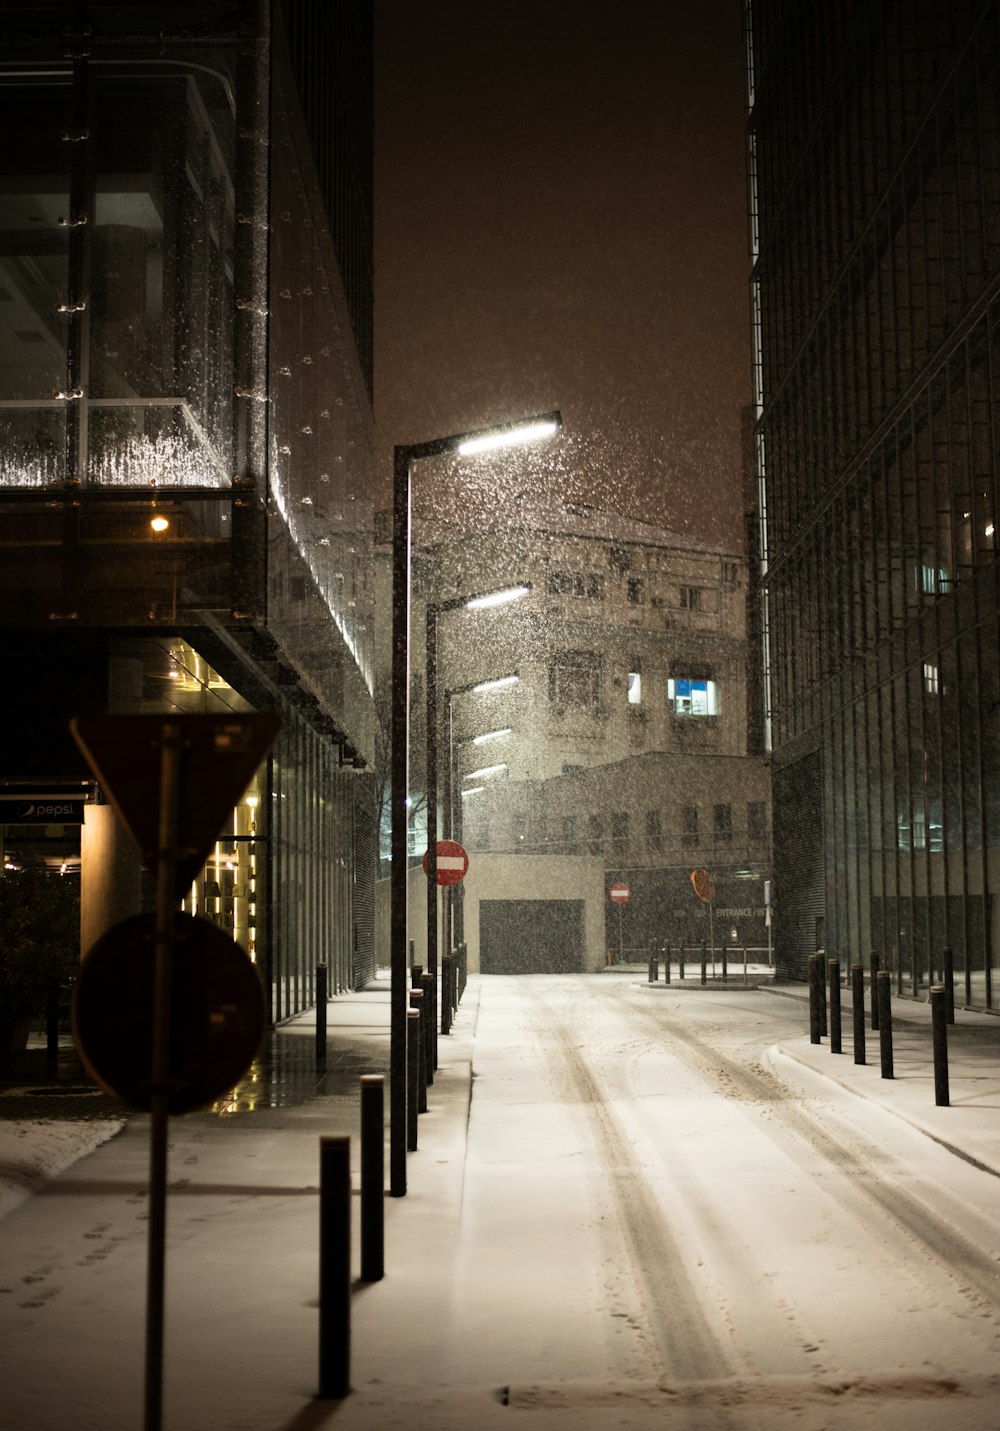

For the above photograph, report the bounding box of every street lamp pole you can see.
[391,412,560,1197]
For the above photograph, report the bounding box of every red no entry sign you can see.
[609,881,630,904]
[423,839,469,886]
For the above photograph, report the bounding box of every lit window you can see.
[627,671,642,704]
[922,661,939,694]
[668,677,717,716]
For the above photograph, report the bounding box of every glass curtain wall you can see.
[749,0,1000,1006]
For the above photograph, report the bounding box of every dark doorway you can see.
[479,899,585,974]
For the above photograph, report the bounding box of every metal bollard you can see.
[877,970,893,1078]
[409,988,427,1113]
[910,941,919,997]
[407,1009,420,1151]
[318,1135,351,1399]
[809,954,822,1044]
[679,947,685,981]
[828,958,842,1054]
[420,972,435,1086]
[410,962,423,990]
[930,985,950,1107]
[742,944,748,988]
[648,954,659,983]
[851,963,866,1064]
[441,955,452,1036]
[870,952,880,1030]
[316,963,328,1066]
[943,946,955,1025]
[817,950,828,1036]
[664,946,671,984]
[360,1076,384,1283]
[700,942,707,986]
[46,980,60,1066]
[722,945,728,982]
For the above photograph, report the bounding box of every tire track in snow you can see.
[522,983,736,1391]
[612,982,1000,1320]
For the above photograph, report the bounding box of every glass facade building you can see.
[747,0,1000,1006]
[0,1,376,1019]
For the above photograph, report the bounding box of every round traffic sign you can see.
[690,868,716,903]
[422,839,469,887]
[609,881,630,904]
[72,912,265,1113]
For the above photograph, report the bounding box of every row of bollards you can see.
[808,951,951,1107]
[646,945,754,987]
[315,942,469,1400]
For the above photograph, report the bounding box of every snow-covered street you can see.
[2,975,999,1429]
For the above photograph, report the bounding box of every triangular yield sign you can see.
[71,714,281,896]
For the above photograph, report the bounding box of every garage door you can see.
[479,899,585,974]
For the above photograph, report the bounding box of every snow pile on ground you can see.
[0,1116,124,1219]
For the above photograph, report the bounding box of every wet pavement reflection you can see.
[206,1026,389,1117]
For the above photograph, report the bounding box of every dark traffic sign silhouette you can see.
[71,714,280,896]
[73,912,265,1113]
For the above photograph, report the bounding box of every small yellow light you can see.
[150,513,170,533]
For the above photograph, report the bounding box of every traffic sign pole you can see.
[145,721,182,1431]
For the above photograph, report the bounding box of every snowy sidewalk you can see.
[766,982,1000,1180]
[1,971,999,1430]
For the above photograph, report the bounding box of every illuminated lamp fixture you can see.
[464,761,507,780]
[149,481,169,532]
[465,585,530,610]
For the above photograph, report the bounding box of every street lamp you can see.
[391,412,560,1197]
[425,585,527,1071]
[441,674,519,952]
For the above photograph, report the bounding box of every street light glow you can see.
[471,727,512,745]
[465,761,507,780]
[466,585,530,610]
[472,674,519,693]
[461,785,484,797]
[457,418,559,456]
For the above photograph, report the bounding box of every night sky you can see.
[374,0,751,551]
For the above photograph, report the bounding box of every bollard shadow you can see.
[279,1397,350,1428]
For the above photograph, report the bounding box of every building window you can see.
[612,812,629,855]
[563,815,579,852]
[548,570,603,599]
[645,808,663,851]
[680,586,701,609]
[713,804,733,843]
[668,676,717,716]
[682,806,699,846]
[747,801,767,840]
[587,814,603,854]
[922,661,940,694]
[627,670,642,704]
[549,651,600,708]
[627,577,644,604]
